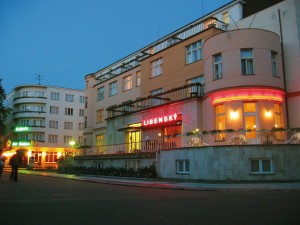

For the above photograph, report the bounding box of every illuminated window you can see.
[213,54,222,80]
[186,40,203,64]
[97,86,105,101]
[271,51,278,77]
[241,49,254,75]
[215,104,226,141]
[123,75,132,91]
[96,109,104,123]
[45,151,58,163]
[243,102,257,138]
[136,71,141,87]
[274,103,284,140]
[96,134,104,153]
[250,159,273,174]
[151,58,163,78]
[109,81,117,96]
[176,160,190,174]
[32,151,42,163]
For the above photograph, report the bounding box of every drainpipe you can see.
[278,9,289,129]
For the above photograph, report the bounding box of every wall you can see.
[158,145,300,181]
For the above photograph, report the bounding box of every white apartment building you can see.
[5,85,84,168]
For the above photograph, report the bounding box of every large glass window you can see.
[186,40,203,64]
[151,58,163,78]
[241,49,254,75]
[215,104,226,141]
[243,102,257,138]
[274,103,284,140]
[213,54,222,80]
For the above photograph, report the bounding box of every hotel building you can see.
[5,85,84,168]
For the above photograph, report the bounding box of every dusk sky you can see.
[0,0,231,94]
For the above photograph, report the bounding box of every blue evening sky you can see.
[0,0,231,94]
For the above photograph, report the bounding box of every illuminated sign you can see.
[15,126,30,132]
[142,113,179,126]
[211,89,285,105]
[11,141,32,147]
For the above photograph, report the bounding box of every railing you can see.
[78,129,300,156]
[107,83,203,119]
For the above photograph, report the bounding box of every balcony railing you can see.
[107,83,204,119]
[78,129,300,156]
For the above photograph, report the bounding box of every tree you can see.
[0,79,10,137]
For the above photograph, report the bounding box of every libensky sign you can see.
[142,113,180,127]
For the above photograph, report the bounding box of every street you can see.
[0,172,299,225]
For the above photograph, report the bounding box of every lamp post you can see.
[69,140,76,156]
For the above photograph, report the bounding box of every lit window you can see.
[215,104,226,141]
[274,103,284,140]
[45,151,58,163]
[271,51,278,77]
[151,58,163,78]
[176,160,190,174]
[250,159,273,174]
[186,40,203,64]
[241,49,254,75]
[96,109,104,123]
[213,54,222,80]
[109,81,117,96]
[123,75,132,91]
[243,102,257,138]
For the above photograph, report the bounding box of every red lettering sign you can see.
[142,113,178,126]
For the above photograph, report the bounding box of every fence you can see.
[78,129,300,156]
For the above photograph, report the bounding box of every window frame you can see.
[213,53,223,80]
[250,159,273,175]
[109,81,117,96]
[186,40,203,64]
[150,58,163,78]
[241,49,254,75]
[176,160,190,175]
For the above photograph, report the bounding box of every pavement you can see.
[10,169,300,191]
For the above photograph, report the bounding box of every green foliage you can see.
[0,79,11,136]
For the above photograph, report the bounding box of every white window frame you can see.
[136,71,141,87]
[250,159,273,174]
[213,53,222,80]
[241,49,254,75]
[97,86,105,101]
[109,81,117,96]
[186,40,203,64]
[176,160,190,174]
[151,58,163,78]
[123,75,132,91]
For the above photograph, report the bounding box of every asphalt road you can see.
[0,172,299,225]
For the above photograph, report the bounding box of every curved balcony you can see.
[12,111,47,119]
[13,96,47,105]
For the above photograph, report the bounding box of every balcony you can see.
[107,83,204,119]
[13,96,47,105]
[78,129,299,156]
[12,111,46,119]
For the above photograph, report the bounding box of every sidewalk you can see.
[16,169,300,191]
